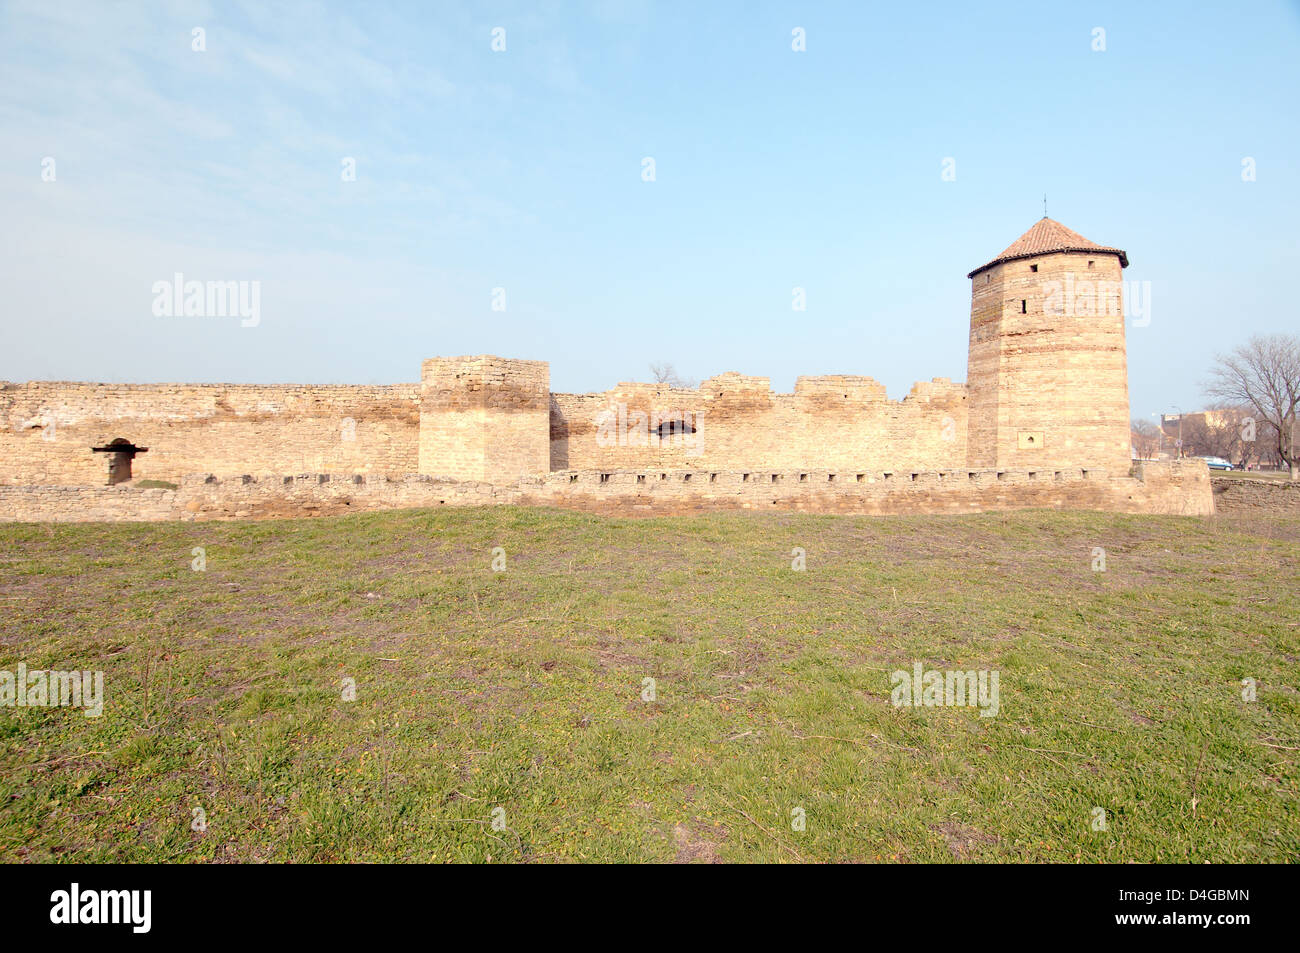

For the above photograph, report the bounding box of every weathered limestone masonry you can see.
[520,461,1210,517]
[967,219,1131,474]
[549,374,967,472]
[0,475,498,522]
[0,462,1211,522]
[1210,477,1300,516]
[0,484,180,522]
[418,356,550,482]
[0,382,419,484]
[0,219,1219,521]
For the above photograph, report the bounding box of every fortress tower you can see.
[965,218,1131,474]
[418,356,551,481]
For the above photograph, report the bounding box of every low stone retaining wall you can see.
[0,461,1213,522]
[519,461,1212,516]
[0,474,503,522]
[0,484,179,522]
[1210,476,1300,516]
[174,472,504,520]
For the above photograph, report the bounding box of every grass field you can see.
[1210,469,1296,482]
[1,507,1297,863]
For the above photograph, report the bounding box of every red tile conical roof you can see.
[968,218,1128,278]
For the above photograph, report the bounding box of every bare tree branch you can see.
[648,362,697,389]
[1131,419,1161,460]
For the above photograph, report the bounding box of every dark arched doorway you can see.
[91,438,148,485]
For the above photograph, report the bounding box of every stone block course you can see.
[0,462,1213,523]
[1210,477,1300,515]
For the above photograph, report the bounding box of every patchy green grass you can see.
[0,507,1297,863]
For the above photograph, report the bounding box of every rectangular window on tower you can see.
[1021,300,1027,313]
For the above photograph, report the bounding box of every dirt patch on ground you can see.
[931,821,998,859]
[594,642,645,671]
[672,821,723,863]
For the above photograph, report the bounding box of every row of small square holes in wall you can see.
[580,470,1093,485]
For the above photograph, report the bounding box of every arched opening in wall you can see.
[91,438,148,485]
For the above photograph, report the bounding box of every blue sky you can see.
[1,0,1297,421]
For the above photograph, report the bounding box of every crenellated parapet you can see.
[0,218,1146,513]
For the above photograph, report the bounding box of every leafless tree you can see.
[1131,419,1161,460]
[648,362,697,389]
[1206,334,1300,478]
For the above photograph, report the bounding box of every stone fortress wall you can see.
[0,382,420,485]
[549,375,968,473]
[0,368,969,487]
[0,462,1215,522]
[1210,477,1300,516]
[0,219,1223,521]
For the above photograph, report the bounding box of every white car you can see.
[1199,456,1235,471]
